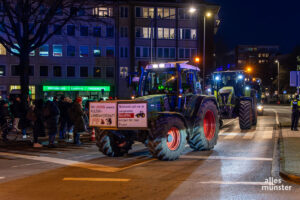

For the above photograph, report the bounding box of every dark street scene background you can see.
[1,0,300,200]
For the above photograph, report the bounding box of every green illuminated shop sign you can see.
[43,86,110,92]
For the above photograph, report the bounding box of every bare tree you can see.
[0,0,108,105]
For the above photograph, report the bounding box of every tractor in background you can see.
[212,71,258,130]
[95,61,220,161]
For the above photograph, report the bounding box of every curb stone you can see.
[279,123,300,184]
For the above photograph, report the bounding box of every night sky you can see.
[207,0,300,53]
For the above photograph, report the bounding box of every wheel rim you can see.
[167,127,181,151]
[203,110,216,141]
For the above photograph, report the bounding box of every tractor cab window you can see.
[181,70,195,94]
[143,70,177,95]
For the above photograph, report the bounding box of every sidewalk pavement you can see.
[279,127,300,183]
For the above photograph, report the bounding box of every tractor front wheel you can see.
[189,100,219,151]
[239,100,253,130]
[148,116,187,161]
[96,129,133,157]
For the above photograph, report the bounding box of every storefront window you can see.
[10,85,36,100]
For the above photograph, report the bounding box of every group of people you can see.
[0,95,88,148]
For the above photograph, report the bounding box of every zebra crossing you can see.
[219,119,274,140]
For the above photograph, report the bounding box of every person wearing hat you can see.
[291,94,300,131]
[70,96,86,145]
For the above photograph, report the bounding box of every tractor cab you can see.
[212,71,253,119]
[137,61,202,112]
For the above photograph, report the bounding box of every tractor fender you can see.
[156,112,190,132]
[184,95,219,120]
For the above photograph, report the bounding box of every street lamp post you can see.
[189,8,212,90]
[275,60,280,97]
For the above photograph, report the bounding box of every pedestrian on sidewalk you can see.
[10,96,22,133]
[69,97,86,145]
[0,100,11,142]
[65,97,73,140]
[32,99,45,148]
[43,100,60,147]
[291,94,300,131]
[58,95,68,139]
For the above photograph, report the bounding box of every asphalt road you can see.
[0,105,299,200]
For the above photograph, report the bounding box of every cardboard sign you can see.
[89,102,117,128]
[118,103,147,128]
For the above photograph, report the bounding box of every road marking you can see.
[222,119,237,127]
[63,178,130,182]
[242,132,255,139]
[262,131,273,139]
[0,152,156,173]
[181,155,272,161]
[118,158,156,171]
[0,152,119,173]
[198,181,274,186]
[271,109,279,125]
[222,133,238,139]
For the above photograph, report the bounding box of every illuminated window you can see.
[53,45,63,57]
[0,44,6,55]
[93,46,101,57]
[0,65,5,76]
[80,46,89,57]
[157,8,175,19]
[94,67,101,77]
[39,45,49,56]
[158,28,175,39]
[179,29,196,40]
[93,7,113,17]
[10,85,36,100]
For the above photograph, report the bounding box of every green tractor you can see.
[94,61,220,161]
[212,71,258,130]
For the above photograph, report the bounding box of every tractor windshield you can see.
[142,70,177,95]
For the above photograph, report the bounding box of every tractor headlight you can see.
[215,76,221,81]
[159,63,165,68]
[153,64,158,68]
[245,86,250,90]
[238,75,244,80]
[257,105,263,111]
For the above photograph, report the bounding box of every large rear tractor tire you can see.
[239,100,253,130]
[188,100,219,151]
[148,116,187,161]
[96,129,133,157]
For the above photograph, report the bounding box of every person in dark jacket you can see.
[32,99,45,148]
[44,100,60,147]
[0,100,11,141]
[58,95,68,139]
[291,95,300,131]
[10,96,22,133]
[70,97,86,145]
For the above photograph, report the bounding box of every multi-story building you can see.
[0,0,220,100]
[236,45,279,69]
